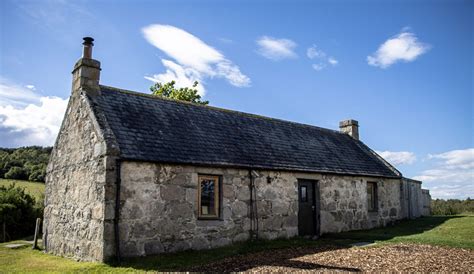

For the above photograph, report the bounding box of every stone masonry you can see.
[43,91,109,261]
[117,161,404,256]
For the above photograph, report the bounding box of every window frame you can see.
[367,181,378,212]
[197,174,221,220]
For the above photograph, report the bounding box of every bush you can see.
[28,169,46,182]
[431,198,474,215]
[4,166,28,180]
[0,184,43,242]
[0,147,51,182]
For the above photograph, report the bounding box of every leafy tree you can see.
[0,184,42,241]
[150,81,209,105]
[4,167,27,180]
[0,146,51,182]
[431,198,474,215]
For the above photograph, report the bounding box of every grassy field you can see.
[0,178,45,200]
[0,215,472,272]
[328,215,474,249]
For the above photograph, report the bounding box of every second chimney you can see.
[339,119,359,140]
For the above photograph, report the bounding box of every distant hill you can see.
[0,146,51,182]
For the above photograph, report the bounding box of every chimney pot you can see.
[339,119,359,140]
[82,37,94,59]
[72,37,101,95]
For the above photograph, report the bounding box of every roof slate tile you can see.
[90,85,400,178]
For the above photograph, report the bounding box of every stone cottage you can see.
[44,38,431,262]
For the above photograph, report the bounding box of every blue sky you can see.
[0,0,472,198]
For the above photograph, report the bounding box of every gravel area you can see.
[189,244,474,272]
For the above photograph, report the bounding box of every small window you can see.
[300,186,308,202]
[198,175,220,219]
[367,182,377,211]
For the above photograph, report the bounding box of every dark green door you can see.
[298,179,320,236]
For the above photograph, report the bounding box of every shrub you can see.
[0,184,43,242]
[4,166,28,180]
[0,146,51,182]
[431,198,474,215]
[28,169,46,182]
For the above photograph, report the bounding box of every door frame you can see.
[297,179,320,236]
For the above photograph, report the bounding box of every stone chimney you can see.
[72,37,101,95]
[339,119,359,140]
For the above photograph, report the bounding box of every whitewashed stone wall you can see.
[118,161,403,256]
[44,92,118,262]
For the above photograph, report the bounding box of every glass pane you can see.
[300,186,307,202]
[367,183,374,210]
[200,178,216,216]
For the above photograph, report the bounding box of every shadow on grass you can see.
[324,215,461,242]
[116,238,358,272]
[114,216,458,272]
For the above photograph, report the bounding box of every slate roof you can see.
[90,85,400,178]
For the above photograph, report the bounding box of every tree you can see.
[150,81,209,105]
[4,167,27,180]
[0,184,42,241]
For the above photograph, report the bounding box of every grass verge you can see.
[327,215,474,249]
[0,215,472,272]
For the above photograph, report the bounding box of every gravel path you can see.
[189,243,474,272]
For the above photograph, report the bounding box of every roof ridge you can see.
[99,84,343,134]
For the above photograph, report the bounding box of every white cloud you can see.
[218,38,233,44]
[307,45,325,59]
[328,57,338,66]
[0,78,41,107]
[414,148,474,199]
[312,63,326,71]
[0,79,68,146]
[25,85,36,90]
[145,59,205,95]
[307,45,338,71]
[376,150,416,166]
[142,24,250,95]
[256,36,297,61]
[428,148,474,170]
[367,30,430,68]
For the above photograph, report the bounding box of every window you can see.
[198,175,220,219]
[300,186,308,202]
[367,182,377,211]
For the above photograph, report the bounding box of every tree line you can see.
[431,198,474,215]
[0,146,51,182]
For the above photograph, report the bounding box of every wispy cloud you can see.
[367,29,430,68]
[256,36,297,61]
[376,150,416,166]
[414,148,474,199]
[306,46,326,59]
[312,63,326,71]
[306,45,338,71]
[145,59,205,95]
[328,57,338,66]
[142,24,250,96]
[0,78,41,107]
[0,78,67,146]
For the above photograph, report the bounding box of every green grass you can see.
[0,215,472,272]
[0,238,349,273]
[0,178,45,200]
[328,215,474,249]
